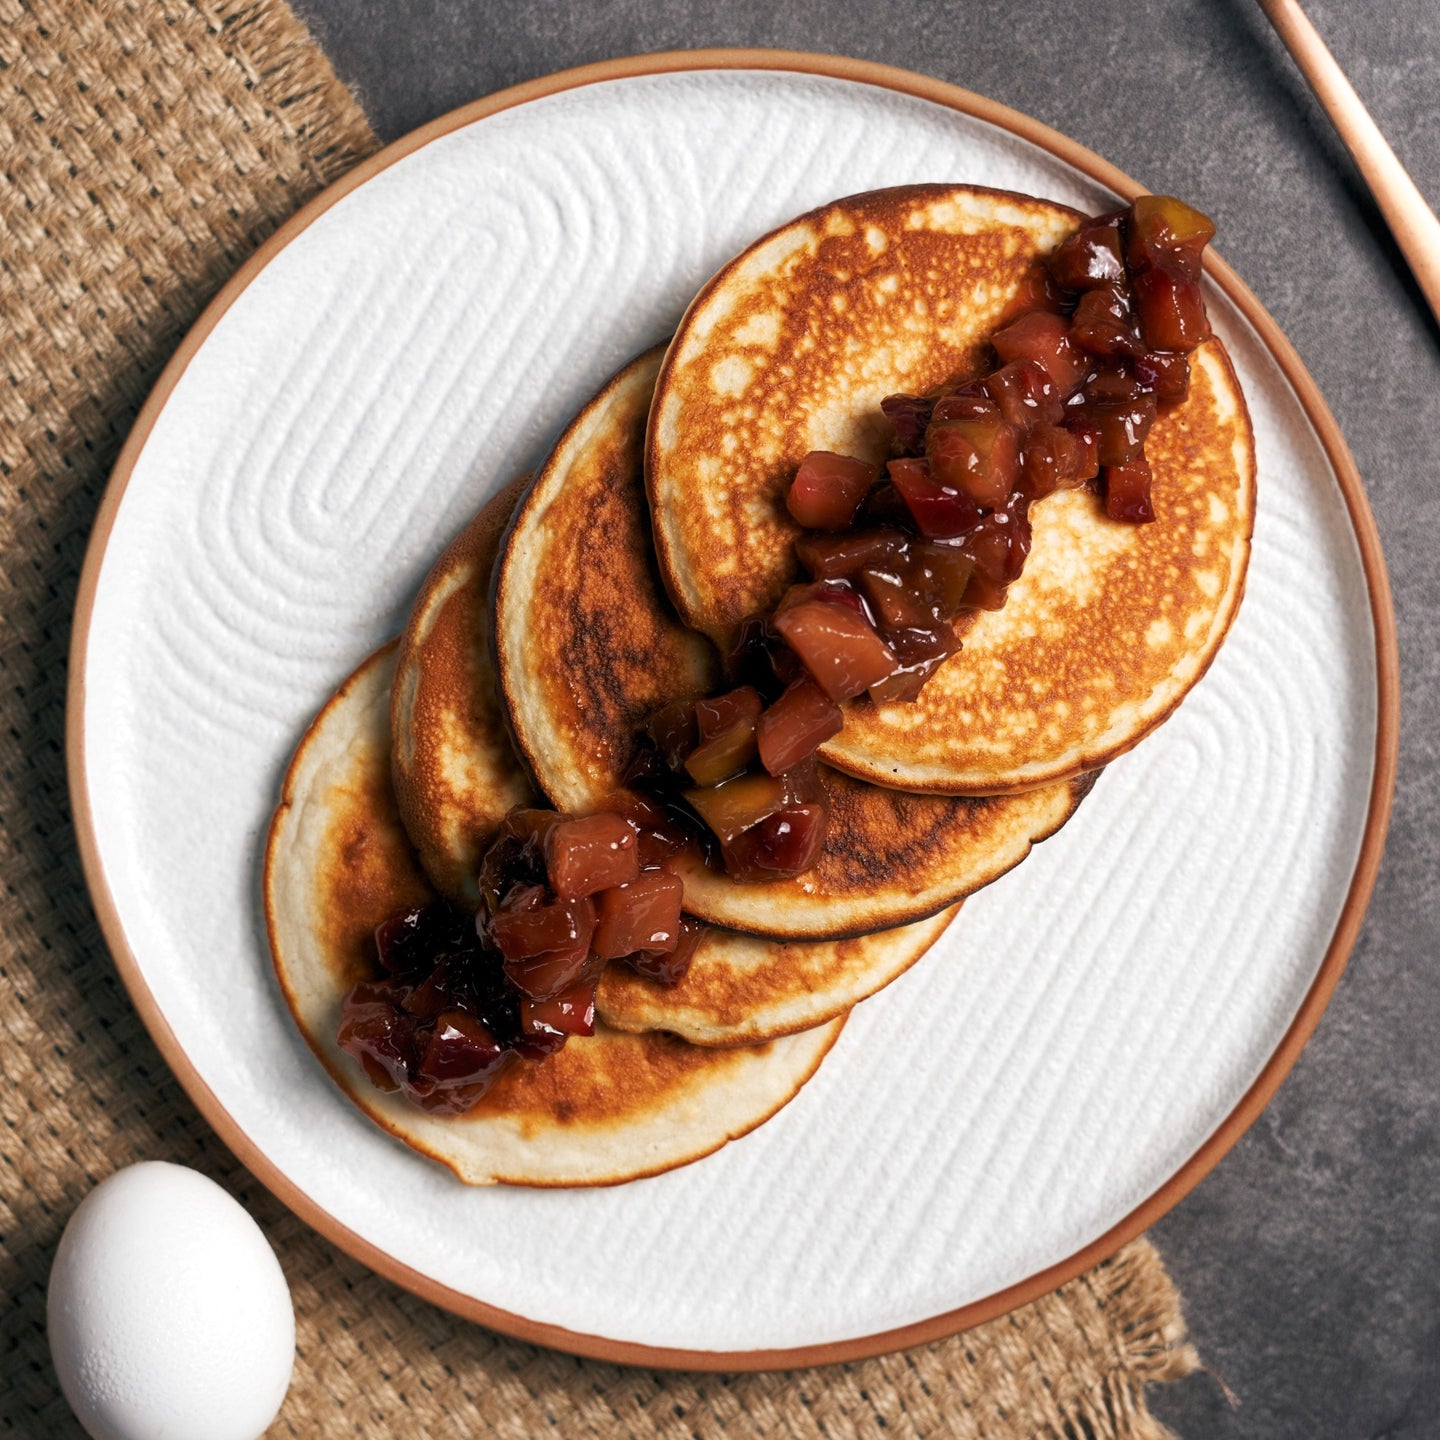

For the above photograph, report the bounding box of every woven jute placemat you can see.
[0,1,1201,1433]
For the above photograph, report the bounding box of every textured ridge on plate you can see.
[81,70,1376,1351]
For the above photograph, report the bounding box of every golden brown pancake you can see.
[389,466,962,1039]
[646,184,1255,794]
[263,644,843,1186]
[493,348,1091,941]
[391,476,535,905]
[596,906,954,1046]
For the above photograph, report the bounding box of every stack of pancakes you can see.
[265,185,1254,1187]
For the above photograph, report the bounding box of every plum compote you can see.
[338,805,704,1114]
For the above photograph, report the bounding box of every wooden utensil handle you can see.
[1258,0,1440,323]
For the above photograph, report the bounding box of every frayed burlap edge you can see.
[200,0,378,190]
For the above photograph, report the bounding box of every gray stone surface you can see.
[288,1,1440,1432]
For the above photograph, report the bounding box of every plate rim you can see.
[64,46,1400,1370]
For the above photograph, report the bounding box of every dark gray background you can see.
[287,2,1440,1434]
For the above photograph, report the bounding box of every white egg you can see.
[47,1161,295,1440]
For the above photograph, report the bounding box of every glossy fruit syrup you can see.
[338,806,702,1113]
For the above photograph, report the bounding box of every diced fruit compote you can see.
[756,677,843,774]
[1020,423,1092,498]
[685,687,762,786]
[869,626,962,704]
[1131,264,1210,352]
[786,451,880,530]
[1104,456,1157,523]
[991,310,1089,394]
[795,527,907,580]
[772,585,897,701]
[1046,211,1126,292]
[926,418,1021,509]
[592,872,685,959]
[545,812,639,899]
[683,766,829,880]
[342,800,717,1111]
[886,457,982,538]
[879,393,935,453]
[983,360,1065,429]
[516,972,599,1059]
[1069,285,1142,358]
[1126,195,1216,276]
[491,887,597,999]
[1133,349,1190,403]
[623,917,705,986]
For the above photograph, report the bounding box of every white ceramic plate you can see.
[70,56,1394,1365]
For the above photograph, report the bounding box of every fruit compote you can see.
[339,806,703,1114]
[647,194,1217,878]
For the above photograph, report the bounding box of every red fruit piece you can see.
[1133,349,1190,402]
[879,393,935,454]
[868,626,962,704]
[931,387,1002,425]
[963,501,1032,586]
[1068,391,1157,466]
[338,981,417,1094]
[1104,457,1157,523]
[1047,214,1126,291]
[624,918,705,987]
[516,972,600,1058]
[593,872,686,959]
[1069,285,1142,359]
[757,677,843,774]
[1132,264,1210,352]
[796,527,907,580]
[685,772,788,846]
[492,888,596,999]
[859,560,936,631]
[786,451,879,530]
[926,420,1021,511]
[1126,194,1215,280]
[772,589,897,702]
[960,569,1009,612]
[992,310,1089,395]
[684,686,762,786]
[725,802,829,879]
[1020,423,1088,498]
[982,360,1064,428]
[909,542,976,620]
[415,1010,509,1088]
[545,812,639,900]
[887,457,982,539]
[598,791,694,869]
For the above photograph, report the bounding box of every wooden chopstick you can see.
[1257,0,1440,324]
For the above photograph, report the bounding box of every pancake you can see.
[263,643,843,1187]
[391,465,963,1040]
[596,906,954,1046]
[391,476,535,906]
[493,348,1091,941]
[646,184,1255,794]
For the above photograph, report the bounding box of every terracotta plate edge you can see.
[64,47,1400,1372]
